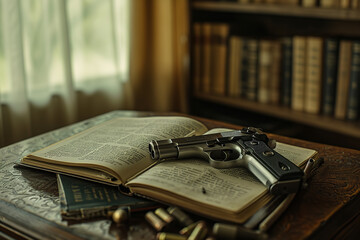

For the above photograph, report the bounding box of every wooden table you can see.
[0,111,359,240]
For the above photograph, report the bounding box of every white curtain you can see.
[0,0,131,147]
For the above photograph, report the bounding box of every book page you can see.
[127,136,317,213]
[127,159,267,213]
[23,117,208,183]
[275,142,317,166]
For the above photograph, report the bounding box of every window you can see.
[0,0,130,105]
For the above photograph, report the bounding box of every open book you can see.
[21,116,317,223]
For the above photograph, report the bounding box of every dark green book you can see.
[347,41,360,120]
[281,37,293,107]
[57,174,158,221]
[241,38,259,101]
[322,38,339,116]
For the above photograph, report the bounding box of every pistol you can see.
[149,127,304,195]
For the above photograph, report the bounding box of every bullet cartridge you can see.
[111,207,130,225]
[145,211,166,231]
[167,206,194,227]
[155,208,174,224]
[188,221,208,240]
[156,232,187,240]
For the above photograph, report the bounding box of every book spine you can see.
[227,36,237,97]
[335,40,352,119]
[213,24,230,96]
[240,38,249,97]
[237,0,251,3]
[351,0,360,9]
[263,0,277,4]
[292,36,306,111]
[305,37,323,114]
[281,37,293,107]
[237,38,244,97]
[193,23,202,94]
[258,40,272,103]
[320,0,340,8]
[246,39,259,101]
[340,0,351,8]
[202,23,212,93]
[269,40,282,105]
[302,0,317,7]
[277,0,299,5]
[322,38,339,116]
[227,36,243,97]
[347,41,360,120]
[210,24,219,95]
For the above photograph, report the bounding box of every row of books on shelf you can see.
[192,22,360,121]
[195,0,360,9]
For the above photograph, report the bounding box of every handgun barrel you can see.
[149,140,178,160]
[149,133,221,160]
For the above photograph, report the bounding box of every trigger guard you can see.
[204,143,244,168]
[209,150,228,161]
[208,157,244,169]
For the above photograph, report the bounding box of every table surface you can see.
[0,110,359,240]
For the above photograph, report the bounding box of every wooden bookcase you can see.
[188,1,360,149]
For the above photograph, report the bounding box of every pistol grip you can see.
[242,140,304,194]
[243,141,303,181]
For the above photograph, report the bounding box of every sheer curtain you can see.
[130,0,189,112]
[0,0,131,147]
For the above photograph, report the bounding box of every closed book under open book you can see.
[57,174,157,220]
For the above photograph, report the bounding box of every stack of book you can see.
[192,22,360,121]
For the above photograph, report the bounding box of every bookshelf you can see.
[189,1,360,149]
